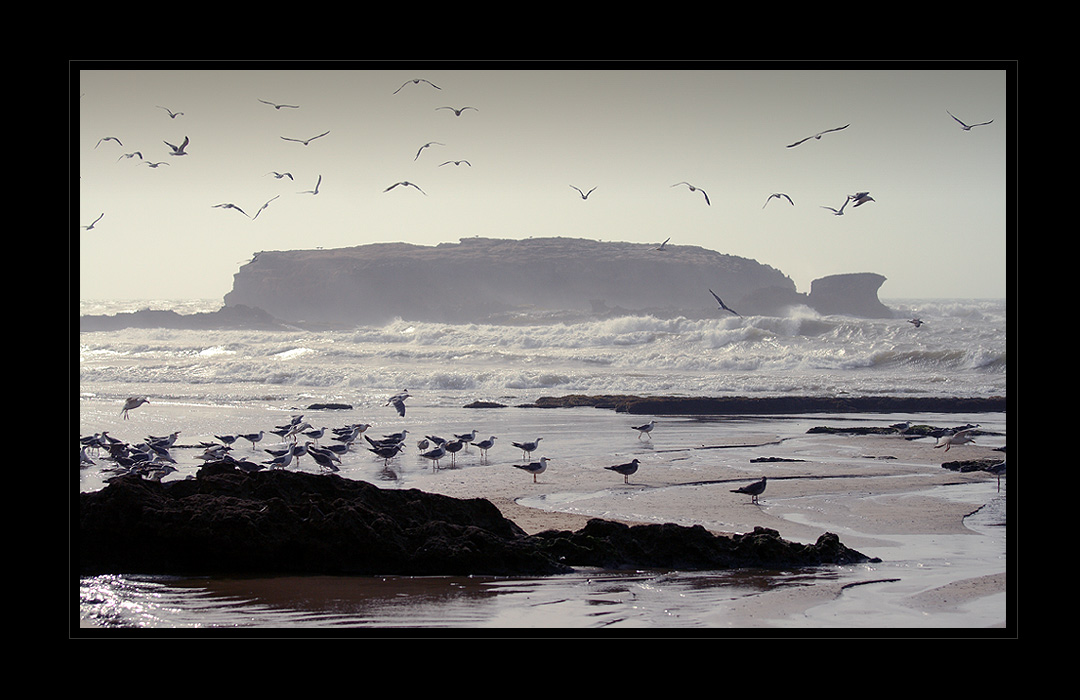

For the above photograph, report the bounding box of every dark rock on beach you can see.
[79,464,877,577]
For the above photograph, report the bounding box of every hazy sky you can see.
[75,63,1011,302]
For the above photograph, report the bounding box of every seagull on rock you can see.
[514,457,550,483]
[731,476,767,503]
[606,458,641,484]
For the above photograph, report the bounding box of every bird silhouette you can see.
[82,213,104,230]
[786,124,849,148]
[212,202,249,217]
[298,174,322,195]
[120,396,150,420]
[252,195,280,220]
[258,98,299,110]
[117,151,143,162]
[439,160,472,167]
[709,289,740,316]
[394,78,441,94]
[570,185,597,200]
[437,106,477,116]
[144,161,169,168]
[850,191,875,207]
[414,141,445,160]
[821,197,850,215]
[157,106,184,118]
[763,193,794,208]
[514,457,550,483]
[908,318,924,328]
[946,110,993,130]
[384,181,426,195]
[731,477,767,503]
[281,131,329,146]
[606,459,641,484]
[164,136,189,156]
[672,182,710,205]
[632,420,656,440]
[266,171,294,180]
[95,136,122,148]
[654,237,671,251]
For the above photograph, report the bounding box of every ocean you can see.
[76,298,1009,632]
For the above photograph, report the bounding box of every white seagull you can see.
[212,202,249,217]
[120,396,150,420]
[164,136,189,156]
[258,98,299,110]
[786,124,849,148]
[654,237,671,251]
[157,106,184,118]
[709,289,740,316]
[144,161,169,168]
[266,171,294,180]
[96,136,122,148]
[672,182,710,205]
[514,457,550,483]
[821,197,850,216]
[281,131,329,146]
[386,389,410,417]
[606,459,641,484]
[117,151,143,162]
[82,213,104,230]
[298,174,322,195]
[512,438,543,460]
[570,185,597,200]
[850,191,875,207]
[384,181,426,195]
[763,193,794,208]
[632,420,656,440]
[394,78,441,94]
[252,195,280,220]
[414,141,445,160]
[437,106,477,116]
[947,110,993,131]
[934,427,978,452]
[439,160,472,167]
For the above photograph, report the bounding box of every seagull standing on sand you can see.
[606,458,641,484]
[763,193,794,208]
[120,396,150,420]
[671,182,710,205]
[709,289,740,316]
[281,131,329,146]
[984,461,1006,492]
[947,110,993,131]
[731,476,767,503]
[82,213,104,230]
[420,443,447,470]
[512,438,543,460]
[632,420,656,440]
[474,436,497,461]
[384,181,426,195]
[570,185,597,200]
[258,98,299,110]
[298,174,322,195]
[240,430,265,450]
[786,124,849,148]
[164,136,189,156]
[394,78,441,94]
[437,106,477,116]
[514,457,550,483]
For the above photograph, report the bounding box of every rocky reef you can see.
[78,464,877,577]
[219,237,895,326]
[506,394,1008,415]
[79,304,285,332]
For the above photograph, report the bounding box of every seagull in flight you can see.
[384,181,427,195]
[82,213,104,230]
[709,289,740,316]
[439,160,471,167]
[907,318,924,328]
[212,202,249,217]
[144,161,169,168]
[849,191,875,207]
[946,109,993,130]
[437,106,477,116]
[95,136,122,148]
[258,98,299,110]
[786,124,849,148]
[252,195,280,220]
[281,131,329,146]
[298,174,322,195]
[414,141,445,160]
[266,171,294,180]
[654,237,671,251]
[394,78,441,94]
[763,193,794,208]
[164,136,189,156]
[117,151,143,162]
[157,106,184,118]
[821,197,850,215]
[570,185,597,200]
[672,182,710,205]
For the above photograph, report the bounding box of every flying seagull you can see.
[394,78,441,94]
[117,151,143,162]
[654,237,671,251]
[821,197,850,216]
[786,124,849,148]
[439,160,472,167]
[144,161,169,168]
[908,318,924,328]
[386,390,410,417]
[935,427,978,452]
[281,131,329,146]
[946,109,993,130]
[212,202,249,217]
[731,476,767,503]
[266,171,294,180]
[120,396,150,420]
[437,106,477,116]
[606,458,641,484]
[258,98,299,110]
[298,174,322,195]
[763,193,794,208]
[252,195,280,220]
[709,289,740,316]
[164,136,189,156]
[672,182,710,205]
[414,141,445,160]
[82,213,104,230]
[570,185,597,200]
[850,191,875,207]
[157,106,184,118]
[384,181,426,195]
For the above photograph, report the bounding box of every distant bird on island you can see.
[281,131,329,146]
[632,420,656,440]
[654,237,671,251]
[384,181,426,196]
[96,136,122,148]
[570,185,597,200]
[821,197,850,216]
[82,213,104,230]
[731,476,767,503]
[298,174,322,195]
[164,136,189,156]
[709,289,740,316]
[671,182,710,205]
[252,195,280,220]
[947,110,993,131]
[763,193,794,208]
[157,106,184,119]
[514,457,550,483]
[414,141,445,160]
[266,171,294,180]
[439,160,471,167]
[512,437,543,460]
[394,78,441,94]
[437,106,477,116]
[258,98,299,110]
[212,202,249,217]
[786,124,849,148]
[606,458,641,484]
[850,191,875,207]
[120,396,149,420]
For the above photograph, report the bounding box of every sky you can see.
[75,63,1011,302]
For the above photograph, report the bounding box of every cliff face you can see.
[221,237,892,326]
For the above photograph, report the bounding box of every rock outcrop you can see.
[79,304,285,332]
[78,464,878,577]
